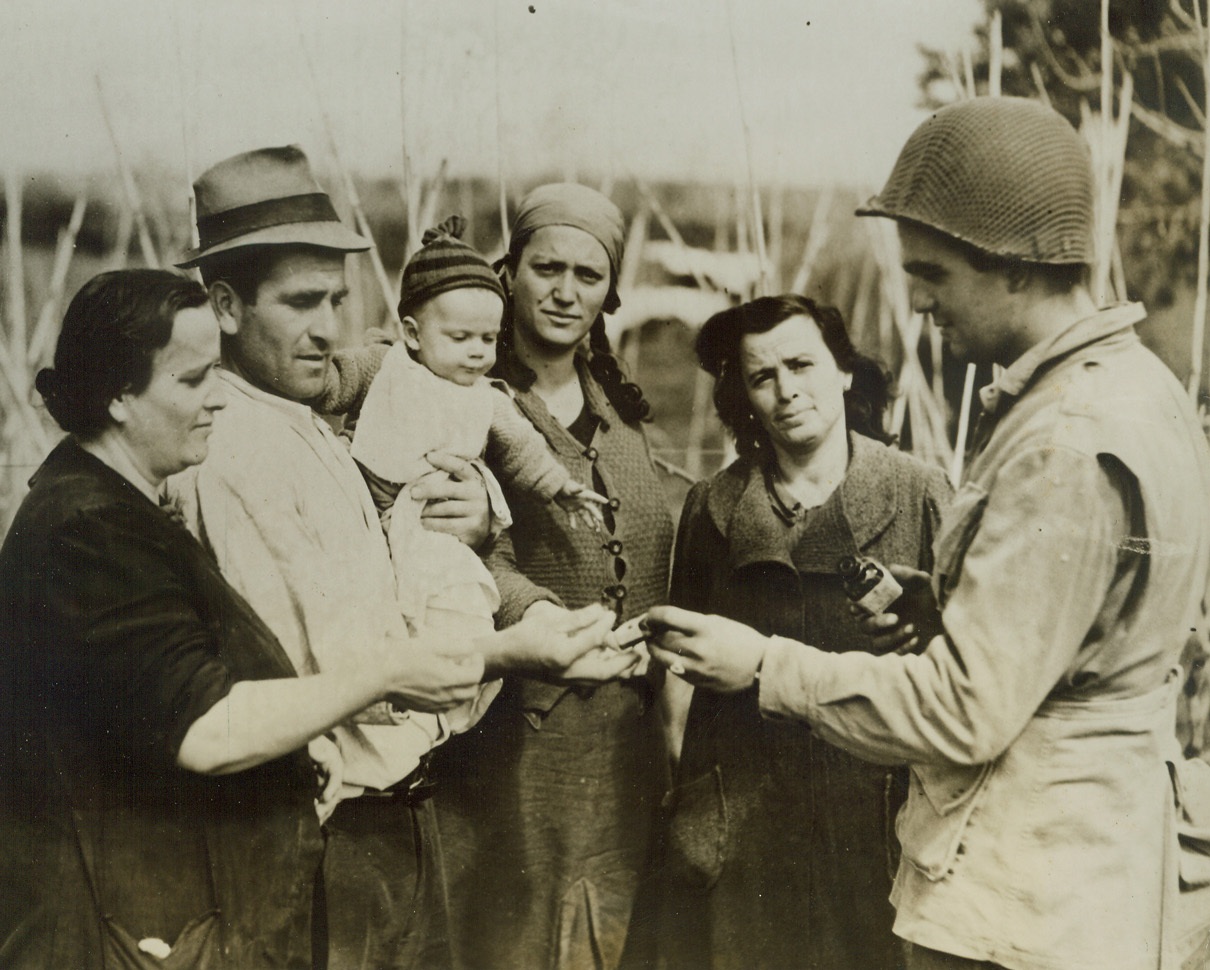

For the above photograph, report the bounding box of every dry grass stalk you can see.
[943,54,967,100]
[713,191,730,252]
[790,188,835,295]
[293,12,398,326]
[173,1,200,261]
[949,366,978,486]
[1031,62,1053,107]
[848,252,877,351]
[398,9,419,263]
[496,178,510,255]
[28,196,87,367]
[733,182,751,269]
[939,45,982,474]
[723,0,768,296]
[107,205,135,271]
[685,369,715,480]
[416,161,450,246]
[5,171,26,392]
[930,320,945,407]
[634,180,712,292]
[492,0,509,251]
[767,185,785,293]
[94,77,159,269]
[866,218,953,464]
[399,145,421,266]
[1088,0,1132,308]
[1190,0,1210,396]
[0,343,49,457]
[0,170,53,506]
[623,183,717,478]
[748,184,769,297]
[989,10,1003,97]
[616,203,650,375]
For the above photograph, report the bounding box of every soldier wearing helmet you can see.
[859,95,1098,369]
[645,97,1210,969]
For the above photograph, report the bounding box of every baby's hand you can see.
[554,480,609,531]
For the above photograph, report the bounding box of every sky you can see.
[0,0,981,193]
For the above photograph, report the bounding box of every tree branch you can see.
[1028,7,1101,92]
[1132,100,1205,153]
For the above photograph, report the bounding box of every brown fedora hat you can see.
[176,145,369,268]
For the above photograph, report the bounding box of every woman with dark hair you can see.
[432,183,676,970]
[0,269,501,968]
[655,294,951,970]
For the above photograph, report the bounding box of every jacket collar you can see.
[705,433,900,574]
[34,435,152,506]
[979,302,1145,416]
[218,367,321,424]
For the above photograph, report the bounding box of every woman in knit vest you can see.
[432,183,675,970]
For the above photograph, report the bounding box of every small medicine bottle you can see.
[837,555,903,615]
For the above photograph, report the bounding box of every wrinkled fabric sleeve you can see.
[759,445,1127,767]
[188,452,404,727]
[315,342,391,417]
[358,460,404,519]
[483,526,562,628]
[668,481,713,613]
[485,390,572,500]
[190,460,332,678]
[46,508,233,768]
[919,464,954,571]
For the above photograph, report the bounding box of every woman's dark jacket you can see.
[0,439,323,969]
[659,434,951,970]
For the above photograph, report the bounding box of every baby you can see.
[325,217,606,641]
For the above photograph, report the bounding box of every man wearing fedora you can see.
[170,145,627,970]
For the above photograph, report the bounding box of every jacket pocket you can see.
[662,766,728,893]
[933,481,988,607]
[101,910,221,969]
[896,761,993,882]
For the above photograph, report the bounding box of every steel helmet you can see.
[858,97,1095,264]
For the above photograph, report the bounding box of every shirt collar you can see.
[219,368,326,428]
[979,302,1146,416]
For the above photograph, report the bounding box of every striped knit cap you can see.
[857,97,1094,264]
[398,215,505,317]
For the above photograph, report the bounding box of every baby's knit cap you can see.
[398,215,506,318]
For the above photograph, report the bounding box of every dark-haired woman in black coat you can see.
[656,295,951,970]
[0,270,478,969]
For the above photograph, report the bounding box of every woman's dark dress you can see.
[433,357,675,970]
[659,434,951,970]
[0,440,324,969]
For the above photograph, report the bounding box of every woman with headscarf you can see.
[431,184,676,970]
